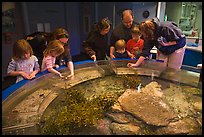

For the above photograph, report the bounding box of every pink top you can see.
[41,55,56,72]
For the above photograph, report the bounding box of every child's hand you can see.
[127,63,133,67]
[110,54,115,59]
[127,63,138,68]
[66,74,74,78]
[133,47,139,50]
[55,64,59,68]
[130,54,135,59]
[58,73,64,78]
[29,73,36,79]
[91,55,96,61]
[20,71,32,79]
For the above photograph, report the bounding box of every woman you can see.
[127,17,186,70]
[82,17,111,61]
[51,28,74,78]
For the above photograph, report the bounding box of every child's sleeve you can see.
[33,56,40,70]
[7,59,17,74]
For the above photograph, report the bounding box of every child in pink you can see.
[41,40,65,78]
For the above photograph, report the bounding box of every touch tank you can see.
[2,59,202,135]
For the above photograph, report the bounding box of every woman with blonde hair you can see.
[41,40,64,78]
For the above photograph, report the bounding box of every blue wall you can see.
[2,2,159,80]
[26,2,81,56]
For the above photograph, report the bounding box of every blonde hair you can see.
[115,39,126,50]
[12,39,33,61]
[43,40,64,57]
[131,25,141,36]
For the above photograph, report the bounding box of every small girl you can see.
[41,40,65,78]
[7,39,40,83]
[113,39,134,58]
[126,25,144,58]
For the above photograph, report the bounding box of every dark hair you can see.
[52,28,69,40]
[121,9,133,20]
[97,17,111,31]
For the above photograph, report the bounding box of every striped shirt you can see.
[41,55,56,72]
[7,55,40,83]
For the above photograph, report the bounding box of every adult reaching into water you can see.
[127,17,186,70]
[82,17,111,61]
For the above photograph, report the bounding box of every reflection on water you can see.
[39,75,202,135]
[2,60,202,135]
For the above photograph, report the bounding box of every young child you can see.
[126,25,144,58]
[52,28,74,78]
[41,40,65,78]
[113,39,134,58]
[7,39,40,83]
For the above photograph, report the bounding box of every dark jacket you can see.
[25,32,49,66]
[140,18,186,57]
[113,51,129,58]
[82,28,109,60]
[110,21,139,47]
[56,43,72,65]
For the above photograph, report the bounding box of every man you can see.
[109,9,139,59]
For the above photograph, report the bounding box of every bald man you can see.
[109,9,139,59]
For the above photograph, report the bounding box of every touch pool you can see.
[2,59,202,135]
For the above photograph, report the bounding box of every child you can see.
[126,25,144,58]
[41,40,65,78]
[7,39,40,83]
[113,39,134,58]
[52,28,74,78]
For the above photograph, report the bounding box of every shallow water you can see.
[39,75,202,135]
[2,60,201,135]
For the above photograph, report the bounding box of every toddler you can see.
[113,39,134,58]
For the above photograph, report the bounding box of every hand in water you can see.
[110,54,115,59]
[65,74,74,79]
[127,63,137,67]
[91,55,96,61]
[59,73,65,78]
